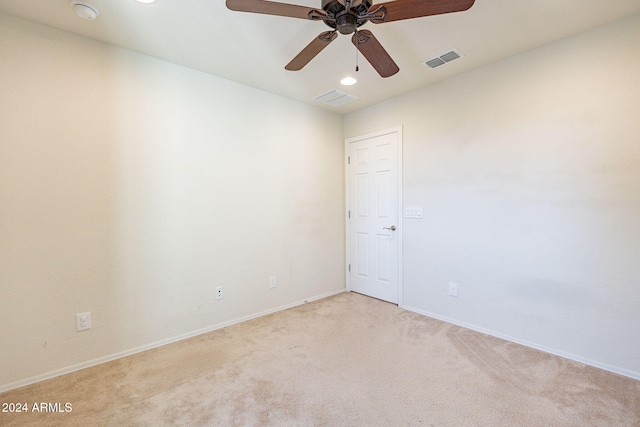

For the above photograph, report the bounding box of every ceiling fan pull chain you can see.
[355,30,359,72]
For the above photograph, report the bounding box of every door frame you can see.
[345,126,403,305]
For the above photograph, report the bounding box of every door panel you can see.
[377,235,391,283]
[356,232,369,278]
[356,174,369,217]
[377,171,390,218]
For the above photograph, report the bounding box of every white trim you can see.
[397,128,404,306]
[401,304,640,381]
[0,288,346,393]
[345,126,403,306]
[345,140,351,293]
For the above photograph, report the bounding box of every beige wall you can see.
[345,13,640,378]
[0,15,345,389]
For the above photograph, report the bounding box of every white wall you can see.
[345,14,640,378]
[0,15,345,389]
[3,10,639,391]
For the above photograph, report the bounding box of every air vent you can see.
[425,58,445,68]
[314,89,358,106]
[423,49,464,69]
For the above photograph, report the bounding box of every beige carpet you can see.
[1,292,639,426]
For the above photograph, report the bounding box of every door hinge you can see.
[348,156,350,165]
[348,210,351,218]
[348,264,351,272]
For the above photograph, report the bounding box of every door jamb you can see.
[345,126,403,305]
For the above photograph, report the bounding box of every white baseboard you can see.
[0,288,346,394]
[401,304,640,382]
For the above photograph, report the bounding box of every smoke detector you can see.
[71,1,99,20]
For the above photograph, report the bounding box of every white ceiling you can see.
[2,0,640,114]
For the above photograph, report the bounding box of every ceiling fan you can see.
[225,0,476,77]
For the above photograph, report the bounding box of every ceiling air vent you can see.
[314,89,358,106]
[423,49,464,69]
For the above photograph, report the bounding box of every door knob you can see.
[383,225,397,231]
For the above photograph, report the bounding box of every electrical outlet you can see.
[76,312,91,331]
[269,276,277,289]
[215,286,224,300]
[448,282,458,297]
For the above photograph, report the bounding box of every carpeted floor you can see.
[1,292,639,426]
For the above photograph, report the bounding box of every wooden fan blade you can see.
[351,30,399,78]
[226,0,327,20]
[286,31,338,71]
[370,0,475,23]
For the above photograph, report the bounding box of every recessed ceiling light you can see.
[340,77,357,86]
[135,0,157,3]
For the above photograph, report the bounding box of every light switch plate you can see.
[405,207,423,218]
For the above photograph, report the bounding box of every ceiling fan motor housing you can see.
[321,0,373,34]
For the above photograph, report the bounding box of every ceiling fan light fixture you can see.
[340,77,357,86]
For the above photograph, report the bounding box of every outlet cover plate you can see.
[76,312,91,331]
[448,282,458,297]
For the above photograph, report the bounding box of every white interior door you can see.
[347,127,401,304]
